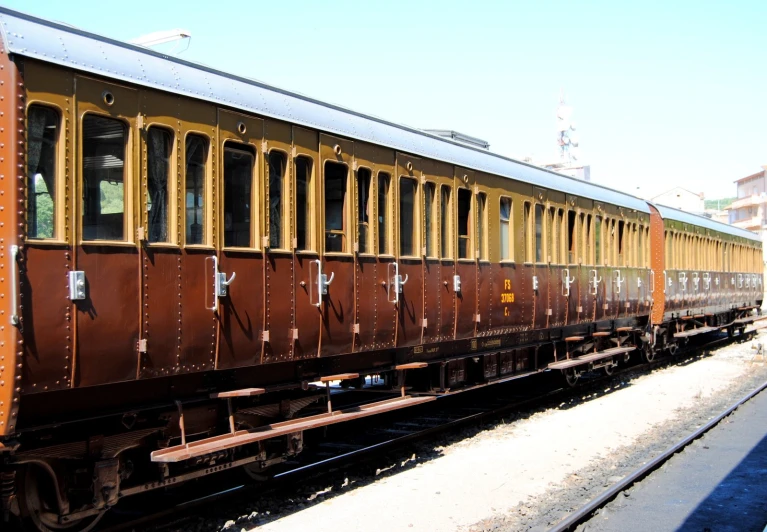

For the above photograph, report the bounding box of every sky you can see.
[7,0,767,201]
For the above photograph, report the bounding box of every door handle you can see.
[10,245,18,325]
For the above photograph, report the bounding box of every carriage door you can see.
[136,90,182,378]
[20,65,75,393]
[455,169,478,339]
[74,77,140,386]
[292,127,322,359]
[353,142,397,352]
[531,189,550,330]
[263,120,297,362]
[395,153,424,347]
[319,134,356,357]
[216,110,265,369]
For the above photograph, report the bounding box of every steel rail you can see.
[549,378,767,532]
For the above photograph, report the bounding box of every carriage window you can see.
[400,177,417,256]
[558,209,565,263]
[357,168,371,253]
[83,115,127,241]
[618,220,625,266]
[585,214,593,265]
[224,144,255,247]
[595,215,602,265]
[458,188,472,259]
[567,210,576,264]
[523,202,531,262]
[269,151,286,249]
[378,172,390,254]
[325,161,348,252]
[534,204,543,263]
[478,193,487,260]
[500,197,511,261]
[296,157,312,251]
[184,135,207,245]
[638,225,644,268]
[27,105,59,239]
[548,207,556,264]
[425,182,436,257]
[441,185,452,258]
[147,127,172,243]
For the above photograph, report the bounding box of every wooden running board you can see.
[674,326,718,338]
[151,395,435,463]
[548,346,635,371]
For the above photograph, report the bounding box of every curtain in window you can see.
[147,129,169,242]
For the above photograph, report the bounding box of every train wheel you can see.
[603,362,614,376]
[642,344,656,363]
[563,368,579,387]
[667,343,678,356]
[18,465,105,532]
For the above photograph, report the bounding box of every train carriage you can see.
[0,8,762,531]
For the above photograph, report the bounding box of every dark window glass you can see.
[224,145,254,247]
[441,186,452,258]
[524,202,531,262]
[185,135,207,245]
[82,115,127,241]
[296,157,312,251]
[425,182,436,257]
[325,161,347,252]
[595,215,602,265]
[567,210,576,264]
[357,168,371,253]
[400,177,417,256]
[458,188,472,259]
[27,105,58,239]
[378,172,390,254]
[548,207,557,264]
[585,214,592,264]
[269,151,286,249]
[147,127,171,243]
[618,220,625,265]
[477,193,486,260]
[535,204,543,263]
[500,198,511,260]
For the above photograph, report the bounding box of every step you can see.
[674,326,718,338]
[151,395,435,463]
[548,346,635,371]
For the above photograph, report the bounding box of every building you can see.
[729,166,767,262]
[651,187,705,213]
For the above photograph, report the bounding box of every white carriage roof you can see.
[4,6,748,230]
[654,204,760,242]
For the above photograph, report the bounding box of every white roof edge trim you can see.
[0,7,653,213]
[653,203,761,242]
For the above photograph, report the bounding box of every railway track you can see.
[94,329,757,532]
[549,375,767,532]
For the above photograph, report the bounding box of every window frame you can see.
[145,124,176,247]
[377,171,392,256]
[356,166,373,255]
[221,141,257,250]
[398,175,419,258]
[80,112,133,245]
[499,195,512,262]
[323,160,351,255]
[182,131,212,248]
[26,103,64,243]
[294,155,315,253]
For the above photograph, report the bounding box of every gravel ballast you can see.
[183,332,767,532]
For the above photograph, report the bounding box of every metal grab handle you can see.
[650,270,655,293]
[313,260,323,307]
[589,269,601,295]
[400,274,408,286]
[10,245,18,325]
[562,268,575,297]
[614,269,624,294]
[325,271,335,286]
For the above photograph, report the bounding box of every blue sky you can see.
[7,0,767,200]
